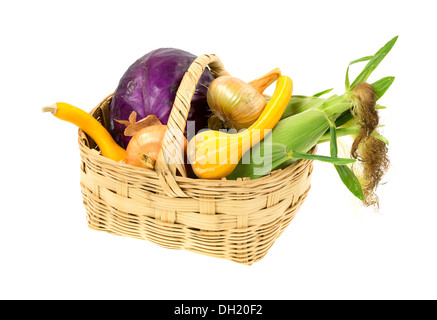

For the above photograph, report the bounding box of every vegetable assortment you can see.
[43,37,397,207]
[189,75,293,179]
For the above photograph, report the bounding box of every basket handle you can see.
[155,54,230,198]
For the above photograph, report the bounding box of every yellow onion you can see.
[125,124,168,169]
[207,68,281,130]
[118,111,188,170]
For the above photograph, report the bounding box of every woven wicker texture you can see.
[155,54,230,197]
[78,55,315,265]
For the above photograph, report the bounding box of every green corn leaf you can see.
[319,126,360,143]
[345,66,350,91]
[372,76,395,101]
[290,150,356,165]
[372,131,390,146]
[322,102,352,119]
[313,88,334,97]
[319,94,347,114]
[280,95,326,119]
[329,122,338,157]
[345,55,375,91]
[349,55,376,65]
[318,125,389,145]
[350,36,398,89]
[329,123,365,201]
[333,110,354,128]
[334,165,365,201]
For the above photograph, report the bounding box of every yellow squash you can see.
[189,75,293,179]
[43,102,126,162]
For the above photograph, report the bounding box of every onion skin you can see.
[207,76,266,130]
[125,125,187,170]
[125,125,166,169]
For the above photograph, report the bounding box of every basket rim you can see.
[78,126,316,188]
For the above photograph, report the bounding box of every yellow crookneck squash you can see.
[43,102,126,162]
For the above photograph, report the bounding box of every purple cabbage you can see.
[109,48,214,149]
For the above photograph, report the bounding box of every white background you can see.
[1,0,436,300]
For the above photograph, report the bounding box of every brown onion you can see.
[207,68,281,130]
[125,125,187,170]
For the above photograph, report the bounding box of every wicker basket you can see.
[78,54,315,265]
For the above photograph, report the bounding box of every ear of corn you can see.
[227,97,354,180]
[228,36,397,204]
